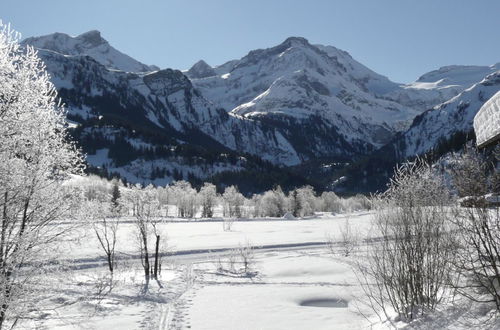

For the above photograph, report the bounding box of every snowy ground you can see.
[182,249,370,330]
[21,211,500,329]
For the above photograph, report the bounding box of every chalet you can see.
[474,91,500,149]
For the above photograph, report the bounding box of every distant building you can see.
[474,91,500,149]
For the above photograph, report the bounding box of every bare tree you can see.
[338,216,359,257]
[87,196,119,273]
[449,146,500,310]
[131,185,163,278]
[357,159,455,322]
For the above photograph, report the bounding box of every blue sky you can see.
[2,0,499,83]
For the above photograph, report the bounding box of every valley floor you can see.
[21,212,500,330]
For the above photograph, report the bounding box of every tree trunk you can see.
[142,231,150,277]
[107,253,114,273]
[154,235,160,278]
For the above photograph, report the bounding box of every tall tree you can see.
[0,23,83,328]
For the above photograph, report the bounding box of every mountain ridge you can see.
[21,30,500,192]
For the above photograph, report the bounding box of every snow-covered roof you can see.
[474,91,500,148]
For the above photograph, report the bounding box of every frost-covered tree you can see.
[259,186,288,217]
[294,186,316,217]
[222,186,245,218]
[156,186,170,217]
[130,185,164,278]
[0,23,83,327]
[250,194,262,218]
[319,191,342,213]
[198,183,217,218]
[343,194,371,212]
[170,181,197,218]
[451,146,489,198]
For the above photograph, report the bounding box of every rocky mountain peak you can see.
[186,60,216,79]
[75,30,107,48]
[281,36,310,47]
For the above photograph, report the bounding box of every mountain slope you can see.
[40,48,303,161]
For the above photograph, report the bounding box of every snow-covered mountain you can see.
[386,64,500,111]
[20,32,318,189]
[22,30,158,72]
[188,37,420,149]
[389,70,500,158]
[36,47,303,162]
[186,37,497,153]
[22,30,500,190]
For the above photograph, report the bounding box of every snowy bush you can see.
[216,241,256,277]
[450,146,490,198]
[338,216,359,257]
[358,159,455,322]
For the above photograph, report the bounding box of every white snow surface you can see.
[25,211,500,330]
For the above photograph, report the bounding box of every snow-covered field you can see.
[184,251,368,330]
[22,212,382,329]
[22,211,499,329]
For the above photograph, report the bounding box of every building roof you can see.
[474,91,500,148]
